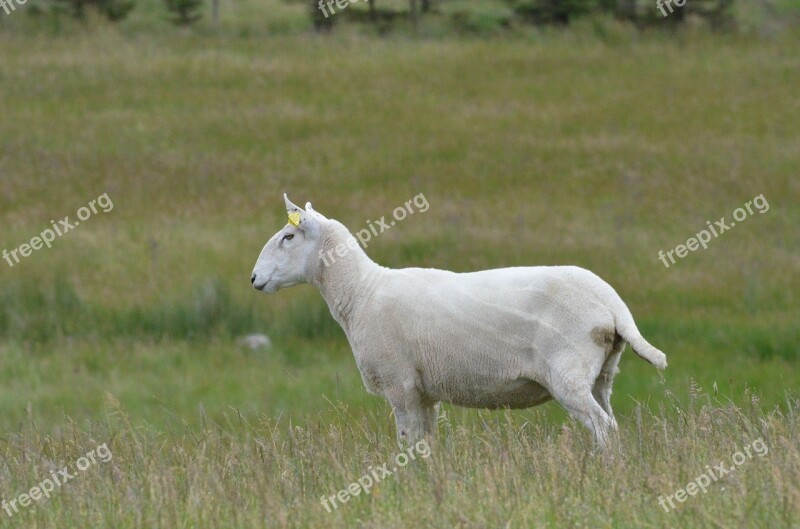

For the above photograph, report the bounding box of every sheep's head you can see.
[251,194,326,294]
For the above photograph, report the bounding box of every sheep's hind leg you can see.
[549,376,616,451]
[422,402,439,437]
[592,350,622,431]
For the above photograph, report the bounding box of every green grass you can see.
[0,393,797,528]
[0,22,798,527]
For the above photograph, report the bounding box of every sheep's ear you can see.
[283,193,319,233]
[305,201,328,220]
[284,193,302,213]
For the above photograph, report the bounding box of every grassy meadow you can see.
[0,8,799,527]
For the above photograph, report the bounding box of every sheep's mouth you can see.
[253,279,269,291]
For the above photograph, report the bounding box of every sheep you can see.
[251,194,667,449]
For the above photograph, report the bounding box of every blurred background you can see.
[0,3,799,525]
[1,0,798,430]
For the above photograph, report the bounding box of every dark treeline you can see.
[33,0,736,31]
[309,0,736,32]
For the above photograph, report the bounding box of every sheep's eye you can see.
[283,234,294,241]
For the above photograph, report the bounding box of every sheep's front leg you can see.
[387,385,426,447]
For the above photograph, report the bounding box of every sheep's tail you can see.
[613,303,667,369]
[618,324,667,369]
[593,274,667,370]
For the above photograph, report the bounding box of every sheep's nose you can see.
[251,273,257,284]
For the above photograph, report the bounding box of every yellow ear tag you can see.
[287,212,301,227]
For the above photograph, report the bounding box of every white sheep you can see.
[251,195,667,448]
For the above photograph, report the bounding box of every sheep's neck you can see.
[312,239,382,335]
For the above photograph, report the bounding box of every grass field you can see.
[0,13,799,527]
